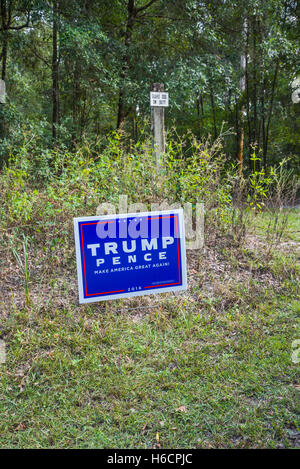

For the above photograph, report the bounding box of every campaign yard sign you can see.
[74,209,187,303]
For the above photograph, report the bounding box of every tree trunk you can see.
[0,1,7,144]
[209,85,217,140]
[245,16,251,169]
[252,15,258,152]
[1,0,31,81]
[262,1,288,169]
[235,96,239,159]
[1,0,8,81]
[264,58,279,169]
[237,18,247,177]
[52,0,59,141]
[1,30,7,80]
[117,0,136,129]
[196,94,202,137]
[72,64,80,144]
[261,77,266,172]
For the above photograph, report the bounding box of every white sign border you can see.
[74,209,187,304]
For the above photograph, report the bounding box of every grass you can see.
[0,140,299,448]
[247,207,300,242]
[0,209,299,448]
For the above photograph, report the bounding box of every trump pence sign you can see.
[74,209,187,303]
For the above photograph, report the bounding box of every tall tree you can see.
[116,0,160,129]
[52,0,59,140]
[0,0,32,80]
[237,18,247,175]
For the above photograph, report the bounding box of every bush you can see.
[0,127,298,254]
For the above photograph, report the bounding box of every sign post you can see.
[150,83,168,174]
[74,209,187,304]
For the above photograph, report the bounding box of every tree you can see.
[116,0,161,129]
[0,0,32,80]
[52,0,59,140]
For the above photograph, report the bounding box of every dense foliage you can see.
[0,0,299,173]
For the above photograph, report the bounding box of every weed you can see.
[11,234,31,307]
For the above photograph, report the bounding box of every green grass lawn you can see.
[247,207,300,242]
[0,209,299,448]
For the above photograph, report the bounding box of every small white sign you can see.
[0,80,5,104]
[150,91,169,107]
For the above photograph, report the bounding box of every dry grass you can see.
[0,209,299,448]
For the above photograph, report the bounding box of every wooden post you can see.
[151,83,165,174]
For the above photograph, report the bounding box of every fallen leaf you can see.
[176,405,187,412]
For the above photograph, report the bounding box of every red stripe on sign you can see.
[87,290,125,296]
[80,221,125,297]
[144,214,181,289]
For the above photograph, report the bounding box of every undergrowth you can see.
[0,130,299,449]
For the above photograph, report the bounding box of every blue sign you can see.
[74,209,187,303]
